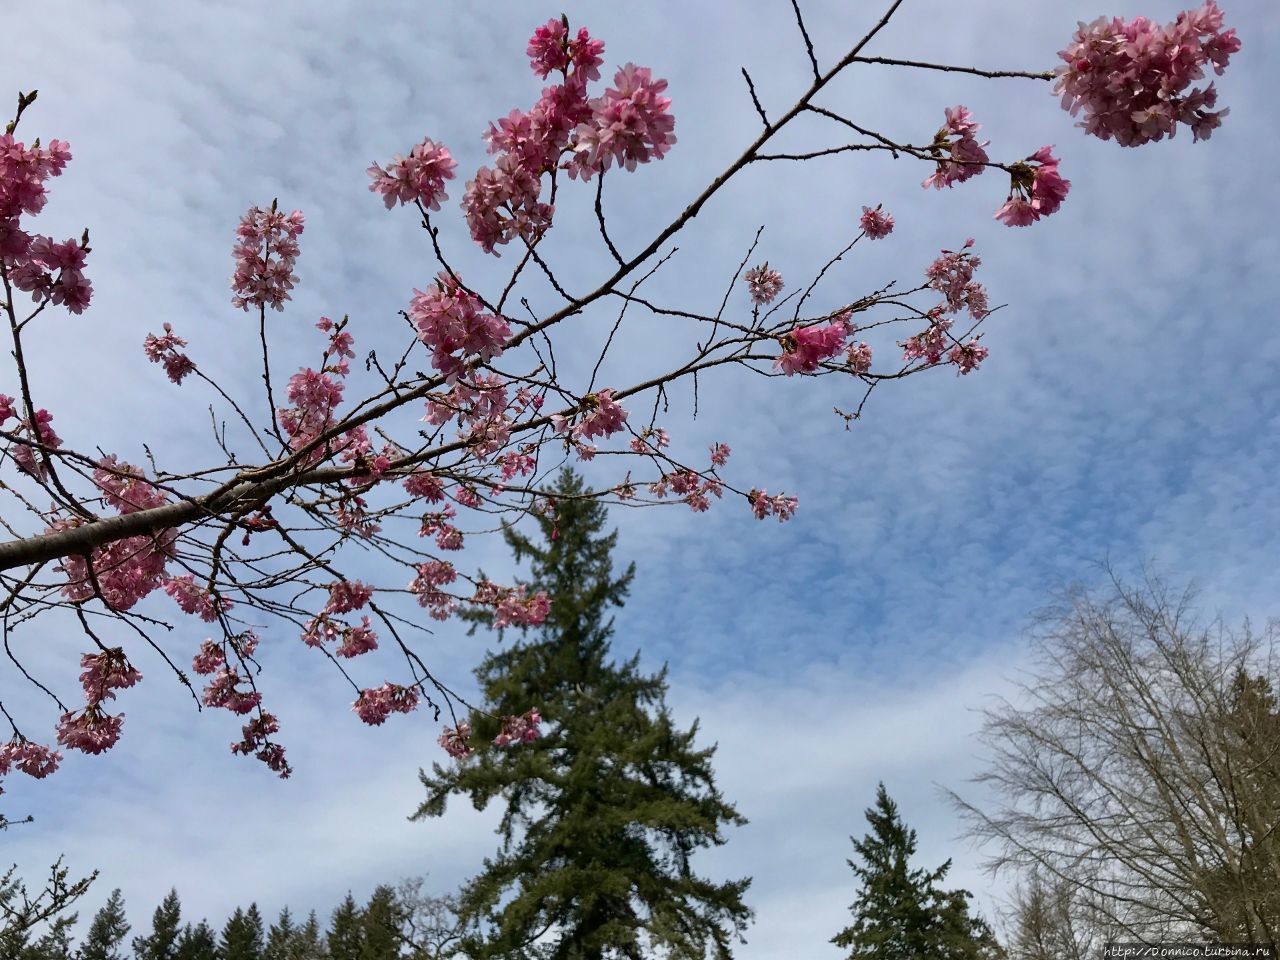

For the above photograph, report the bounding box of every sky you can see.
[1,0,1278,956]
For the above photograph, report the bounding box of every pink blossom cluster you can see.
[473,581,552,628]
[324,579,373,614]
[494,709,542,747]
[162,574,231,622]
[408,273,512,379]
[55,647,143,756]
[230,203,304,311]
[775,322,848,376]
[567,64,677,180]
[56,458,176,611]
[649,469,724,513]
[743,264,784,305]
[0,739,62,791]
[419,505,464,551]
[0,131,93,315]
[404,470,447,502]
[949,340,990,375]
[859,205,895,239]
[922,106,990,190]
[500,447,537,482]
[10,407,61,479]
[1054,0,1241,146]
[902,316,955,365]
[301,614,379,658]
[438,721,473,758]
[231,711,291,778]
[353,683,420,726]
[278,367,345,457]
[924,241,990,320]
[710,442,731,467]
[201,669,263,715]
[847,341,874,375]
[552,389,629,444]
[143,323,195,384]
[528,17,606,80]
[749,488,799,522]
[368,138,457,210]
[408,559,458,621]
[994,147,1072,227]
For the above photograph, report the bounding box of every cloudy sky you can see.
[2,0,1277,956]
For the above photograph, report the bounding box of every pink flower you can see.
[847,341,873,375]
[493,709,542,747]
[78,649,142,703]
[12,408,61,480]
[408,560,458,621]
[324,579,373,614]
[368,138,456,211]
[202,669,262,715]
[408,273,511,379]
[577,389,628,440]
[1,739,61,779]
[567,63,676,180]
[163,575,230,622]
[438,721,474,758]
[995,146,1071,227]
[1054,1,1240,146]
[748,488,799,522]
[710,443,731,467]
[922,106,990,190]
[775,322,848,376]
[743,264,784,305]
[527,18,605,80]
[231,712,292,779]
[55,708,124,755]
[335,617,378,658]
[948,339,990,375]
[192,639,226,675]
[859,205,895,239]
[925,244,989,321]
[404,470,447,502]
[278,367,345,456]
[143,323,195,384]
[353,683,419,726]
[901,317,954,365]
[230,203,304,312]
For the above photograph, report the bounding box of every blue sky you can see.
[2,0,1278,957]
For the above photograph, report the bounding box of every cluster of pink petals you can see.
[230,203,304,312]
[494,709,542,747]
[278,367,344,456]
[143,323,195,384]
[231,712,291,778]
[552,389,630,444]
[438,721,473,758]
[649,469,724,514]
[191,639,226,675]
[336,617,379,658]
[408,274,511,380]
[368,138,457,211]
[10,408,61,479]
[54,708,123,756]
[408,559,458,621]
[994,146,1072,227]
[922,106,990,190]
[710,443,731,467]
[202,668,262,715]
[949,340,990,375]
[419,504,464,551]
[567,64,676,180]
[0,133,94,315]
[859,205,895,239]
[847,341,874,375]
[1054,1,1240,146]
[775,322,848,376]
[472,581,552,628]
[902,317,955,365]
[404,470,447,502]
[527,17,605,80]
[324,579,373,614]
[55,648,143,756]
[924,241,990,321]
[0,739,62,787]
[500,448,537,482]
[353,683,420,726]
[162,574,230,622]
[8,235,93,315]
[743,264,784,305]
[463,151,556,254]
[78,648,142,702]
[748,488,799,522]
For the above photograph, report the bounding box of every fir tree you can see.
[325,896,362,960]
[414,469,752,960]
[79,889,130,960]
[262,908,296,960]
[217,906,264,960]
[173,922,216,960]
[357,887,400,960]
[832,784,1003,960]
[290,913,326,960]
[132,889,182,960]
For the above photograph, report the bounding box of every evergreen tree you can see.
[832,784,1003,960]
[23,912,77,960]
[79,890,131,960]
[325,897,362,960]
[414,469,752,960]
[217,906,264,960]
[132,889,182,960]
[262,908,296,960]
[173,922,216,960]
[357,888,400,960]
[290,913,327,960]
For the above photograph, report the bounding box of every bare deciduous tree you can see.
[954,570,1280,951]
